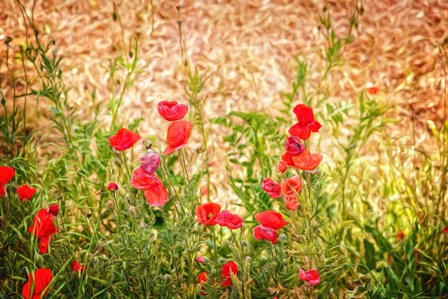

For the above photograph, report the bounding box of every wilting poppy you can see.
[0,166,14,185]
[284,195,299,210]
[107,182,119,191]
[48,204,59,216]
[285,136,305,156]
[216,210,243,229]
[108,128,141,151]
[261,178,282,199]
[366,87,380,95]
[281,175,302,196]
[291,149,322,171]
[298,269,321,286]
[71,261,85,273]
[255,211,289,230]
[221,261,238,287]
[289,104,321,140]
[139,152,161,173]
[163,120,193,155]
[253,225,278,244]
[22,268,52,299]
[17,185,36,201]
[196,202,221,226]
[158,100,189,121]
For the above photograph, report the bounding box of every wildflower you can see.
[195,256,206,264]
[298,268,321,286]
[261,178,282,198]
[277,160,287,173]
[396,231,405,241]
[197,271,209,296]
[108,128,141,151]
[282,149,322,171]
[131,167,168,207]
[0,185,5,199]
[17,185,36,201]
[0,166,14,185]
[366,87,380,95]
[216,210,243,229]
[139,152,161,173]
[285,136,305,156]
[107,182,119,191]
[289,104,321,140]
[255,211,289,230]
[28,209,58,254]
[157,100,188,121]
[48,204,59,216]
[22,268,52,299]
[71,261,85,273]
[196,202,221,226]
[284,195,299,210]
[163,120,193,155]
[253,225,277,244]
[281,175,302,196]
[444,226,448,233]
[221,261,238,287]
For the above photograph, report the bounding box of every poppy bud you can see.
[107,182,119,191]
[48,204,59,216]
[139,152,160,174]
[196,256,206,264]
[277,160,287,173]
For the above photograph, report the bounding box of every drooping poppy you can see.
[48,204,59,216]
[196,202,221,226]
[17,185,36,201]
[261,178,282,199]
[288,104,321,140]
[0,166,14,185]
[22,268,52,299]
[290,149,323,171]
[254,211,289,230]
[253,225,278,244]
[285,136,305,156]
[139,151,161,173]
[163,120,193,155]
[221,261,238,287]
[108,128,141,151]
[157,100,189,121]
[215,210,243,229]
[298,269,321,286]
[281,175,302,196]
[71,261,85,273]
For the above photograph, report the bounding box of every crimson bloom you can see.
[282,150,323,171]
[216,210,243,229]
[255,211,289,230]
[299,269,321,286]
[261,178,282,199]
[107,182,119,191]
[288,104,321,140]
[221,261,238,287]
[197,271,209,296]
[281,175,302,196]
[158,100,188,121]
[0,166,14,185]
[108,128,141,151]
[196,202,221,226]
[366,87,380,95]
[48,204,59,216]
[22,268,52,299]
[163,120,193,155]
[285,136,305,156]
[0,185,5,199]
[131,167,168,207]
[17,185,36,201]
[284,195,299,210]
[277,160,287,173]
[253,225,278,244]
[71,261,85,273]
[28,209,58,254]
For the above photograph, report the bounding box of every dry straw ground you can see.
[0,0,447,202]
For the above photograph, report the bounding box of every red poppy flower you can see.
[277,160,287,173]
[163,120,193,155]
[131,167,169,207]
[108,128,141,151]
[48,204,59,216]
[216,210,243,229]
[366,87,380,95]
[261,178,282,199]
[39,236,50,254]
[299,269,321,286]
[444,226,448,233]
[139,152,161,173]
[107,182,119,191]
[292,149,322,170]
[157,100,189,121]
[22,268,52,299]
[196,202,221,226]
[253,225,278,244]
[0,166,14,185]
[0,185,5,199]
[285,136,305,156]
[396,231,405,241]
[143,183,169,207]
[197,271,209,296]
[17,185,36,201]
[284,195,299,210]
[255,211,289,230]
[221,261,238,287]
[281,175,302,196]
[28,209,58,238]
[71,261,85,273]
[288,104,321,140]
